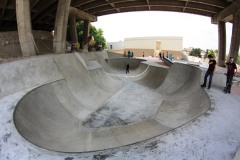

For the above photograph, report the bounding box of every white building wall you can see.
[107,41,124,51]
[124,36,182,51]
[124,38,154,49]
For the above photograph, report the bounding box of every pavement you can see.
[0,52,240,159]
[232,85,240,97]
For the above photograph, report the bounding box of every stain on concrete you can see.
[82,106,131,128]
[204,112,211,117]
[83,113,129,128]
[209,106,215,112]
[27,148,41,159]
[103,115,129,127]
[145,141,158,150]
[2,133,11,143]
[65,157,74,160]
[11,142,18,146]
[93,154,113,160]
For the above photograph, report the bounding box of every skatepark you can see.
[0,0,240,159]
[1,52,240,159]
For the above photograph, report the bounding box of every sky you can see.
[92,11,233,52]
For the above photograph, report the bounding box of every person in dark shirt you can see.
[159,52,162,60]
[224,57,237,93]
[201,54,217,89]
[126,63,129,74]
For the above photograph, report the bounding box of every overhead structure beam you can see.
[71,0,95,8]
[179,0,227,8]
[32,0,57,20]
[183,1,189,12]
[105,0,120,13]
[34,4,57,22]
[146,0,150,10]
[218,0,240,22]
[0,0,236,31]
[30,0,40,10]
[1,0,9,19]
[69,7,97,22]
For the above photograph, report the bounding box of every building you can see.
[107,36,183,59]
[107,41,125,54]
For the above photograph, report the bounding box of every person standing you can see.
[159,52,162,60]
[126,63,129,74]
[224,57,237,93]
[201,54,216,89]
[127,50,130,58]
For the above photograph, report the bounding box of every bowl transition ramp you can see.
[13,53,210,152]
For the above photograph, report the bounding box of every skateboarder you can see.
[201,54,216,89]
[159,52,162,60]
[126,63,129,74]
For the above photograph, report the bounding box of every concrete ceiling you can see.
[0,0,235,31]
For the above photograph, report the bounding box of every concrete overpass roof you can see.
[0,0,236,31]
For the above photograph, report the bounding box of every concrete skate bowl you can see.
[13,53,211,153]
[104,57,147,75]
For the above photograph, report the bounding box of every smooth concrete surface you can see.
[12,53,210,152]
[1,52,240,159]
[0,56,63,98]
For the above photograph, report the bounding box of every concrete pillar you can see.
[218,21,226,66]
[229,10,240,61]
[53,0,71,53]
[69,15,78,43]
[16,0,37,57]
[82,20,90,52]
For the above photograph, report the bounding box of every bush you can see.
[189,48,201,57]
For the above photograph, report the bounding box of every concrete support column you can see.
[53,0,71,53]
[218,21,226,66]
[16,0,37,57]
[229,10,240,61]
[82,20,90,52]
[69,15,78,43]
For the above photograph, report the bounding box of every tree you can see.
[67,21,107,50]
[90,26,106,51]
[236,55,240,65]
[190,48,202,57]
[206,49,216,59]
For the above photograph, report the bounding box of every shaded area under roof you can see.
[0,0,235,32]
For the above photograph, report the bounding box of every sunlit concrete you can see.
[0,52,240,159]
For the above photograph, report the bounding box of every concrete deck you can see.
[0,52,240,159]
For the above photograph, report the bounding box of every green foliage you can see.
[67,21,107,50]
[236,55,240,65]
[206,49,216,59]
[190,48,202,57]
[90,26,107,50]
